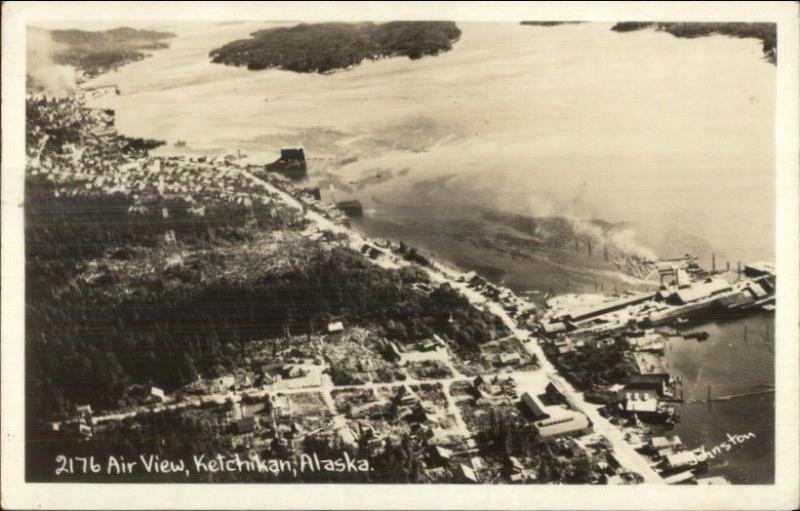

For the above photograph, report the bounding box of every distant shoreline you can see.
[208,21,462,74]
[610,22,776,63]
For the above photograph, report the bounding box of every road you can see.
[243,168,664,483]
[64,168,663,484]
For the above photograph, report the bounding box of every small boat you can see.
[664,469,696,485]
[175,140,187,148]
[683,331,709,341]
[675,318,690,325]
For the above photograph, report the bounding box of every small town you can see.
[28,90,774,486]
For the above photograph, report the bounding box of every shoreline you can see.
[236,167,667,484]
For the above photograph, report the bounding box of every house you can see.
[428,445,453,466]
[336,423,357,449]
[626,374,669,397]
[457,271,477,283]
[257,367,277,386]
[290,421,306,437]
[650,435,683,454]
[419,401,437,415]
[507,456,525,472]
[386,340,403,361]
[553,336,576,354]
[327,321,344,333]
[457,463,479,483]
[623,392,659,415]
[585,384,625,405]
[665,450,705,471]
[75,404,93,418]
[498,351,521,366]
[149,386,165,402]
[235,374,253,389]
[281,364,308,379]
[418,339,439,352]
[397,388,418,407]
[206,375,235,393]
[61,419,93,440]
[234,416,257,435]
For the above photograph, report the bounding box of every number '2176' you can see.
[55,455,102,475]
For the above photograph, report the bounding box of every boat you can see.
[675,318,690,325]
[175,140,187,148]
[683,331,709,341]
[664,469,696,485]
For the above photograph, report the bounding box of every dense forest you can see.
[26,175,506,422]
[50,27,175,76]
[209,21,461,74]
[611,22,777,63]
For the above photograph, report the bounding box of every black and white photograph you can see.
[2,1,799,510]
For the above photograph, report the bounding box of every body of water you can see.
[84,21,776,266]
[660,312,774,483]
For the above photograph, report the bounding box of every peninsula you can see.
[611,22,776,63]
[50,27,176,77]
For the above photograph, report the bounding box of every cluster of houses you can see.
[471,375,518,403]
[27,93,288,219]
[460,272,536,320]
[56,404,95,440]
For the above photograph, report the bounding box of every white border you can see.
[2,2,798,510]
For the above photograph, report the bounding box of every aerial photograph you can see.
[24,15,776,487]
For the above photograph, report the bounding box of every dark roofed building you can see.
[627,374,669,397]
[280,147,305,162]
[234,416,257,435]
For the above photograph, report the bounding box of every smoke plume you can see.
[27,27,77,95]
